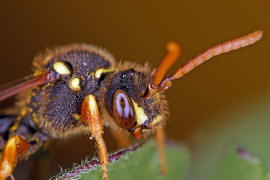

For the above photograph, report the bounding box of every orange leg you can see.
[155,127,167,175]
[0,135,30,180]
[81,94,109,180]
[110,129,131,148]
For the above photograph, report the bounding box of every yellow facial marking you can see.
[95,67,115,79]
[69,77,81,91]
[132,100,148,125]
[53,61,71,75]
[150,115,162,128]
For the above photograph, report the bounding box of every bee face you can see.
[104,68,168,138]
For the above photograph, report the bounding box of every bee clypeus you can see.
[0,30,262,179]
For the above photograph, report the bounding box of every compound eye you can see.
[113,90,136,129]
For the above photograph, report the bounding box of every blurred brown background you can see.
[0,0,269,179]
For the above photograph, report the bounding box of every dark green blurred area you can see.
[0,1,269,179]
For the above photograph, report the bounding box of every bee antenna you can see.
[152,42,181,86]
[146,30,263,98]
[145,42,181,98]
[171,30,263,80]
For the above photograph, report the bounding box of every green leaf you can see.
[52,140,189,180]
[189,94,270,180]
[260,173,270,180]
[211,147,264,180]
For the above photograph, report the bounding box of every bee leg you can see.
[0,135,30,179]
[81,94,109,180]
[110,129,131,148]
[155,127,167,175]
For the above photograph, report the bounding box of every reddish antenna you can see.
[147,30,263,97]
[152,42,181,86]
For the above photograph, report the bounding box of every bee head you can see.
[103,65,168,139]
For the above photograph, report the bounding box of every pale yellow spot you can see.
[95,67,115,79]
[90,72,95,80]
[32,113,39,125]
[53,61,71,75]
[132,100,148,125]
[72,113,81,121]
[69,77,81,91]
[10,122,19,131]
[20,107,27,117]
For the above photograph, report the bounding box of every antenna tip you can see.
[166,41,181,56]
[249,30,263,43]
[254,30,263,40]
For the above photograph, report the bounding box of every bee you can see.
[0,30,262,180]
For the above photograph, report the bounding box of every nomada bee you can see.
[0,30,262,179]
